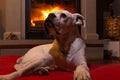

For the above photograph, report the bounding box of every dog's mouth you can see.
[45,21,53,28]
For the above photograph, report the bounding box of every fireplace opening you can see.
[25,0,81,39]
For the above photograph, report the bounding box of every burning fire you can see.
[31,20,35,26]
[41,7,63,20]
[31,6,63,27]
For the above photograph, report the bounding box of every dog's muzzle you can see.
[44,13,60,35]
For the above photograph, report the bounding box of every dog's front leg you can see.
[74,64,91,80]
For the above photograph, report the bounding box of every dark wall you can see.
[96,0,104,39]
[96,0,114,39]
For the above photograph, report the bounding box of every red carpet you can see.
[0,56,120,80]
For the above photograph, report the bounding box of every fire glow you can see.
[31,6,63,27]
[41,7,63,20]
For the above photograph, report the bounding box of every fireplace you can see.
[25,0,81,39]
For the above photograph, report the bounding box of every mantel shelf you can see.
[0,40,108,49]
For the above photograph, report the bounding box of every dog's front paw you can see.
[74,65,91,80]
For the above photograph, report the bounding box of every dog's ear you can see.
[72,13,86,27]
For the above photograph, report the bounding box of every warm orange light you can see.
[41,7,63,20]
[31,20,35,27]
[31,6,63,27]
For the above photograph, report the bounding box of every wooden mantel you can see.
[0,40,109,60]
[0,40,108,49]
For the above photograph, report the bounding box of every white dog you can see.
[0,10,91,80]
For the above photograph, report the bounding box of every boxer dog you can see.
[0,10,91,80]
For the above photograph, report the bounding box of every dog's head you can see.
[44,10,85,38]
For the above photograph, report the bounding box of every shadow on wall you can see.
[0,10,5,39]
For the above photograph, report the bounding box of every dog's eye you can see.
[60,13,67,18]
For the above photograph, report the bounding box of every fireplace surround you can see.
[25,0,81,39]
[3,0,98,40]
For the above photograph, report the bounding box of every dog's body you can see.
[0,10,91,80]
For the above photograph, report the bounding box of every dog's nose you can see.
[44,13,56,24]
[48,13,56,19]
[44,13,56,27]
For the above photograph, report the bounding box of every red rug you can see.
[0,56,120,80]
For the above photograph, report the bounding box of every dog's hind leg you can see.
[16,56,24,64]
[0,58,49,80]
[34,66,56,75]
[0,71,22,80]
[34,67,50,75]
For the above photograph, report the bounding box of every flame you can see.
[31,6,63,27]
[41,7,63,20]
[31,20,35,27]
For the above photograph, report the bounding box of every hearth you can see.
[25,0,81,39]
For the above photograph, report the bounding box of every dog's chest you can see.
[49,40,75,70]
[49,38,85,71]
